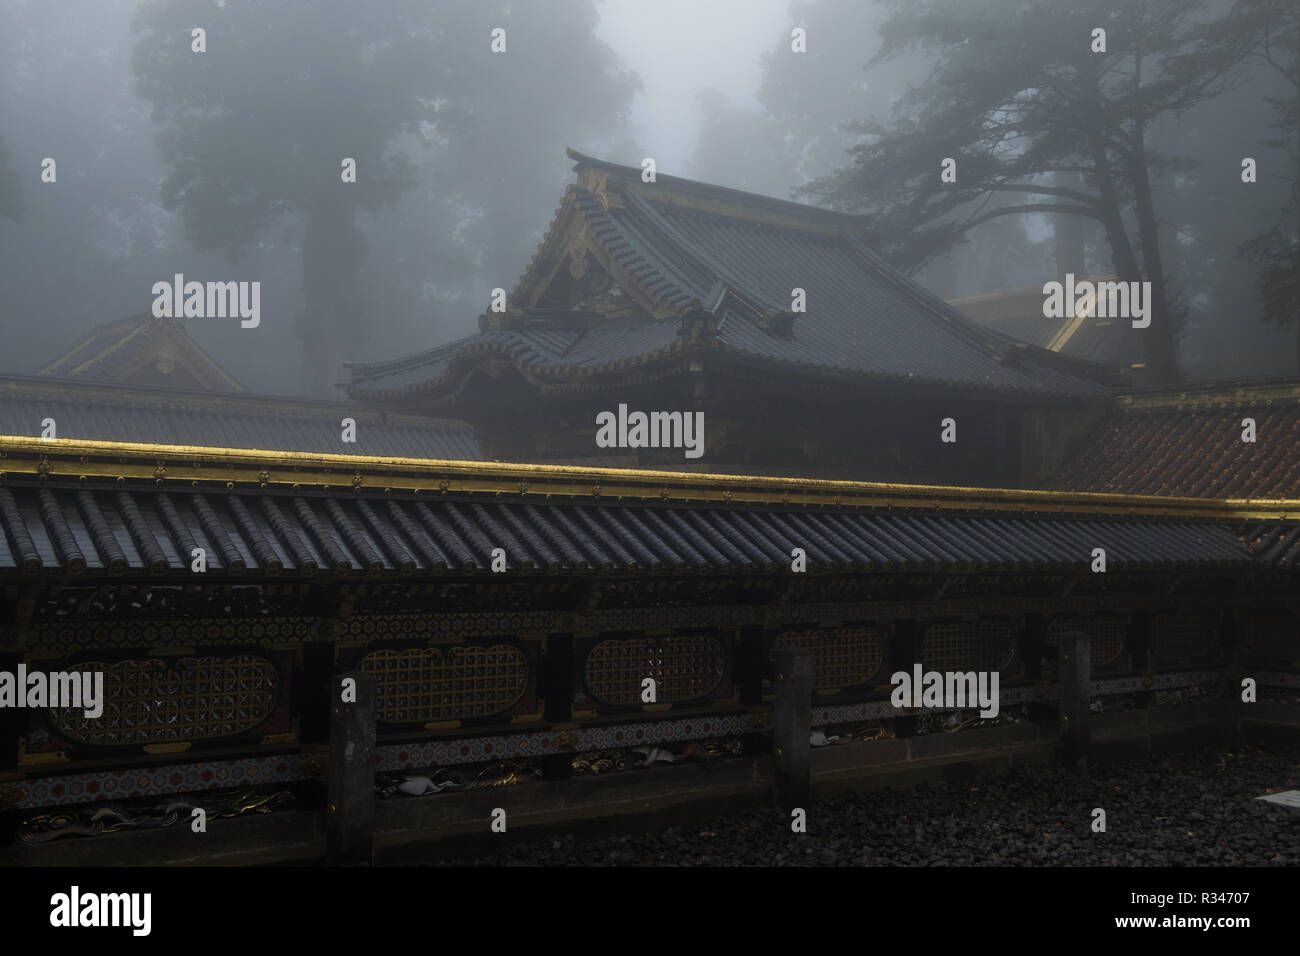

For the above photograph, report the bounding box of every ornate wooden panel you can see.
[922,621,1016,673]
[47,654,281,746]
[1242,611,1299,666]
[358,645,530,723]
[772,627,885,691]
[1046,616,1127,669]
[584,635,726,706]
[1150,612,1219,665]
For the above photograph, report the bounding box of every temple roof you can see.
[39,313,246,392]
[349,150,1118,403]
[1047,377,1300,498]
[0,375,481,461]
[948,276,1143,368]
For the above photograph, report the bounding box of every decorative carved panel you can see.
[359,645,529,723]
[772,627,885,690]
[1046,616,1127,669]
[1150,612,1218,664]
[48,655,280,746]
[922,621,1015,673]
[584,635,725,706]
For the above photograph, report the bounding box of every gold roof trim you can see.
[2,435,1295,520]
[1116,378,1300,410]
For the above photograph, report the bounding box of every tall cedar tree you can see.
[801,0,1250,384]
[0,136,20,223]
[131,0,636,396]
[1207,0,1300,368]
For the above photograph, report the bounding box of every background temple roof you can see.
[0,375,482,461]
[1046,377,1300,498]
[39,313,246,392]
[349,150,1120,402]
[948,276,1144,369]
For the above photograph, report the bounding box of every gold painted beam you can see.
[1,434,1297,520]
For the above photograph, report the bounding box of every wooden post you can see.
[541,633,575,781]
[1220,609,1244,748]
[0,651,19,771]
[327,672,375,866]
[738,626,767,757]
[891,619,920,738]
[772,647,810,811]
[1058,631,1091,769]
[1131,610,1153,710]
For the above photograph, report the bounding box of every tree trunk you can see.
[1128,148,1180,383]
[1127,47,1180,384]
[299,197,364,398]
[1054,172,1088,277]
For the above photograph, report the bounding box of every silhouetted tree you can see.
[801,0,1255,383]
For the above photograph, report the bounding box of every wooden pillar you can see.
[892,619,920,738]
[1023,614,1045,680]
[541,633,574,781]
[1131,610,1152,710]
[1220,609,1244,748]
[327,671,375,866]
[0,650,18,771]
[1058,631,1091,769]
[772,647,810,811]
[298,641,334,745]
[738,626,768,757]
[738,625,765,707]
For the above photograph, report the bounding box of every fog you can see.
[1,0,1295,396]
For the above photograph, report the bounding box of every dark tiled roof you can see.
[948,279,1140,368]
[0,479,1266,576]
[0,376,482,461]
[350,152,1114,400]
[1049,384,1300,498]
[39,314,246,392]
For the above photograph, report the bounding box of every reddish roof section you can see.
[1049,379,1300,498]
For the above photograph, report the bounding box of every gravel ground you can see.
[444,746,1300,866]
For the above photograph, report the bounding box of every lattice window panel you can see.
[922,622,1015,673]
[585,635,725,706]
[1046,617,1127,668]
[773,628,884,691]
[1243,613,1299,663]
[360,645,528,723]
[1150,613,1218,664]
[49,655,279,746]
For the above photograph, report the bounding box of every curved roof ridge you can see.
[567,147,872,230]
[349,330,481,381]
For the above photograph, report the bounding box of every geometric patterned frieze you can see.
[48,655,280,746]
[359,645,529,723]
[31,616,313,652]
[343,612,557,642]
[378,713,750,771]
[584,635,726,706]
[772,627,885,690]
[922,621,1016,673]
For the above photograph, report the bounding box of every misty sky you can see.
[596,0,791,171]
[0,0,1294,395]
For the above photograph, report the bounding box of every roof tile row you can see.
[0,481,1270,576]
